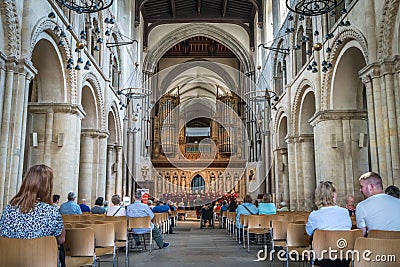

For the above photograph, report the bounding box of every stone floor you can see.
[99,216,309,267]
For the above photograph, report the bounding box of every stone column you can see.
[97,132,108,198]
[115,145,123,195]
[0,57,17,210]
[106,145,115,201]
[299,135,316,211]
[281,149,289,204]
[286,137,297,211]
[79,130,95,206]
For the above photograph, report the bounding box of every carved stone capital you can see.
[28,103,86,118]
[274,147,288,154]
[310,110,367,127]
[293,134,314,143]
[81,129,102,138]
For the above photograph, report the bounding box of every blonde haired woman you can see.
[306,181,351,267]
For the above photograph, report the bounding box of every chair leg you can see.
[142,235,147,250]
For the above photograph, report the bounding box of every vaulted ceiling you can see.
[135,0,263,51]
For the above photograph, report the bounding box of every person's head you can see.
[135,190,142,200]
[95,197,104,206]
[80,198,87,204]
[262,194,272,203]
[279,201,286,207]
[147,200,153,205]
[68,192,77,201]
[385,185,400,198]
[111,194,121,205]
[52,194,60,204]
[359,172,384,198]
[314,181,337,208]
[10,164,54,213]
[244,194,252,203]
[346,195,355,206]
[104,200,108,207]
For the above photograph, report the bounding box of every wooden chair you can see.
[76,223,116,266]
[271,220,288,248]
[284,223,311,267]
[354,237,400,267]
[312,229,363,265]
[246,215,270,252]
[367,230,400,239]
[126,216,152,266]
[0,236,58,267]
[64,228,96,267]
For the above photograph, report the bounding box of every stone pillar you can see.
[286,137,297,211]
[106,145,115,201]
[281,149,289,204]
[115,146,123,195]
[299,135,316,211]
[97,132,108,198]
[79,131,95,206]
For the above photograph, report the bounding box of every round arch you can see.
[143,24,255,74]
[290,79,315,135]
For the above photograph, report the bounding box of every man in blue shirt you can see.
[59,192,82,215]
[126,192,170,249]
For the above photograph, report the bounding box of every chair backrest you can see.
[313,229,363,260]
[128,216,151,229]
[247,215,269,230]
[0,236,58,267]
[62,214,81,221]
[76,223,115,247]
[286,223,309,247]
[354,237,400,267]
[64,228,95,256]
[272,220,288,240]
[367,230,400,239]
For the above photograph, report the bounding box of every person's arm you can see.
[305,212,316,236]
[355,204,367,236]
[56,228,66,244]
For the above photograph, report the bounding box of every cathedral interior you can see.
[0,0,399,211]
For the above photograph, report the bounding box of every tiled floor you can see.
[100,219,309,267]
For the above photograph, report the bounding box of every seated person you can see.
[357,172,400,236]
[91,197,106,214]
[385,185,400,198]
[258,194,276,215]
[79,198,91,213]
[235,195,258,241]
[277,201,289,212]
[126,191,170,249]
[306,181,351,267]
[106,194,126,216]
[345,195,356,217]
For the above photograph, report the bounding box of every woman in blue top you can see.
[235,194,258,241]
[0,164,65,243]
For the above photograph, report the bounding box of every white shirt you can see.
[356,193,400,231]
[306,206,352,236]
[106,205,126,216]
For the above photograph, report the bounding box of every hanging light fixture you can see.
[117,40,151,110]
[286,0,351,73]
[244,66,278,110]
[55,0,114,13]
[286,0,345,16]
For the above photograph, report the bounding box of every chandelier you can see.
[55,0,114,13]
[244,66,278,110]
[286,0,345,16]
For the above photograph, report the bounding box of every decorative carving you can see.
[82,72,107,132]
[378,0,400,59]
[30,18,77,106]
[321,27,369,110]
[0,0,20,56]
[290,79,315,136]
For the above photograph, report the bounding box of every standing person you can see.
[126,191,170,249]
[344,195,356,217]
[60,192,82,215]
[107,194,126,216]
[91,197,106,214]
[357,172,400,236]
[0,165,66,266]
[79,198,91,213]
[306,181,351,267]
